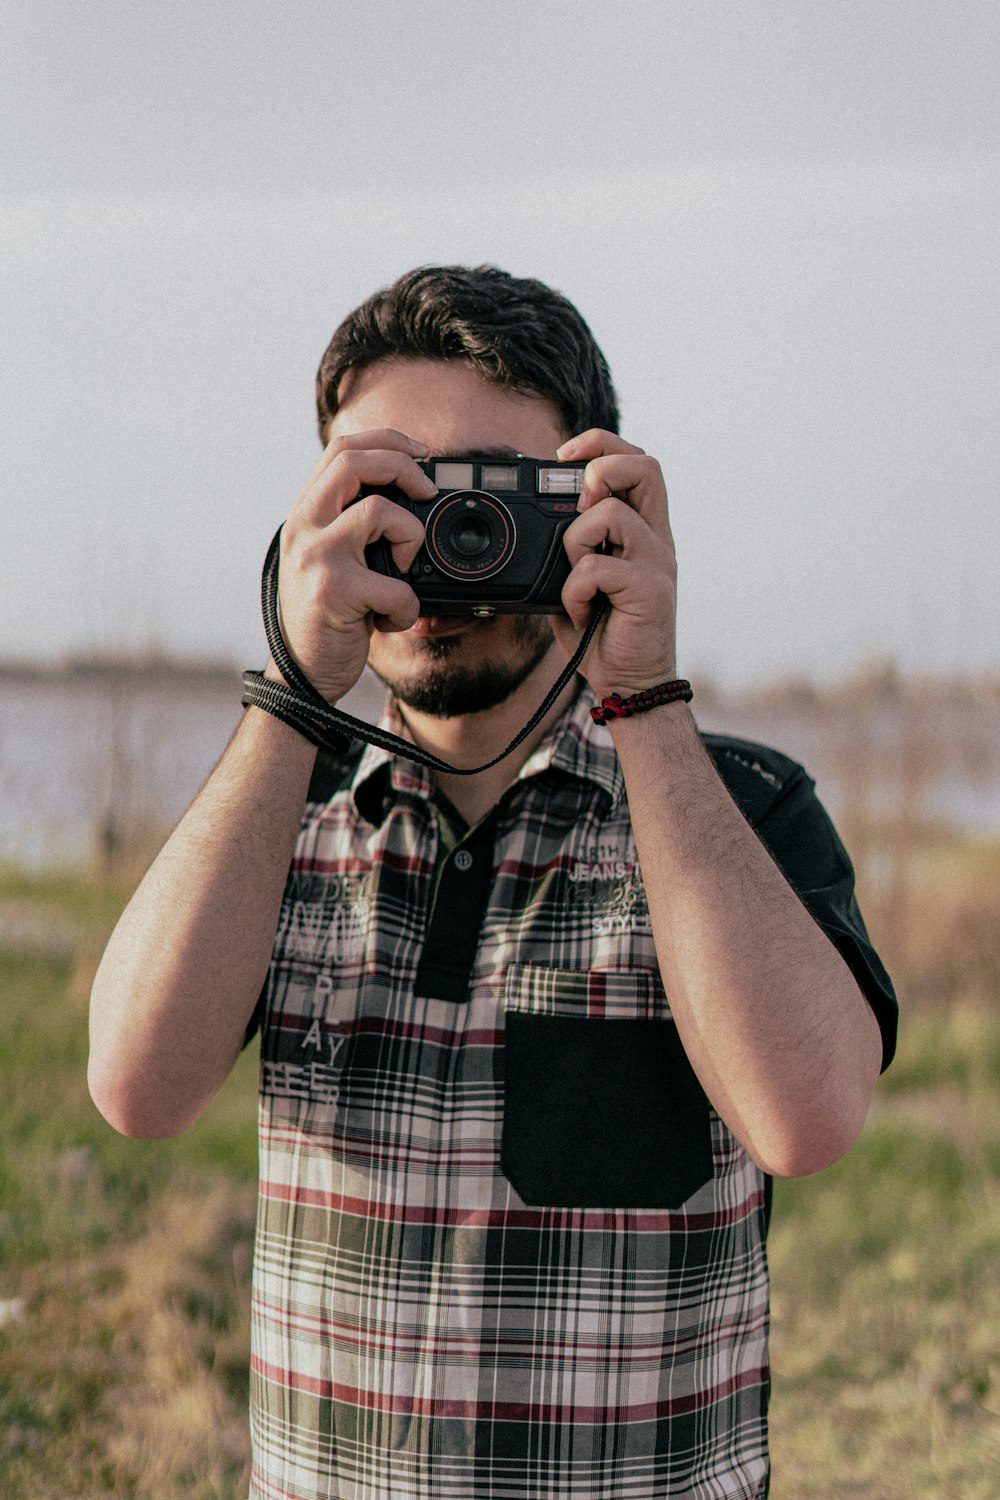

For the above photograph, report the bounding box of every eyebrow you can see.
[435,446,524,461]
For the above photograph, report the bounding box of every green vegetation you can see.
[769,1006,1000,1496]
[766,830,1000,1496]
[0,873,258,1499]
[2,837,999,1496]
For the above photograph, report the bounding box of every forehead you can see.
[329,358,569,457]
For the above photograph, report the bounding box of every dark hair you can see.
[315,264,619,443]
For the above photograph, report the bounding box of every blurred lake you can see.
[2,665,998,867]
[0,667,386,867]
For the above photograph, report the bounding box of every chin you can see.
[371,616,555,719]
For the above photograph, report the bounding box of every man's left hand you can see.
[553,430,678,699]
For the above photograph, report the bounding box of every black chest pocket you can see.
[501,966,714,1210]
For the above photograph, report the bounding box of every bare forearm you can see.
[88,708,316,1137]
[612,703,882,1177]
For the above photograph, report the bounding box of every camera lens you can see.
[426,492,516,581]
[451,514,492,558]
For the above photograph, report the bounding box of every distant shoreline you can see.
[0,655,243,688]
[2,659,999,869]
[3,654,997,709]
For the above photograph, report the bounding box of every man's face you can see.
[326,359,570,718]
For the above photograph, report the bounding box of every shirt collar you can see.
[349,678,624,826]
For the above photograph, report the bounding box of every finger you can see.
[357,570,422,633]
[297,447,438,527]
[338,491,428,576]
[326,428,430,459]
[287,540,420,634]
[307,427,431,487]
[562,496,650,566]
[298,491,425,580]
[576,453,669,528]
[561,553,650,630]
[283,492,425,598]
[556,429,647,461]
[315,563,421,635]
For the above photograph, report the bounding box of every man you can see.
[89,265,897,1499]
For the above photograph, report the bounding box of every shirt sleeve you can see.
[704,735,898,1072]
[241,744,367,1052]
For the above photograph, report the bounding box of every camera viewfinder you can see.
[480,464,519,491]
[433,461,475,488]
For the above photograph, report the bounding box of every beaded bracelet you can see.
[590,679,693,725]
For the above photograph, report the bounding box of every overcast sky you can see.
[2,0,997,688]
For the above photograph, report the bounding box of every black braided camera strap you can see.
[241,525,609,776]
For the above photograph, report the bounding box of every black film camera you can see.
[362,455,586,615]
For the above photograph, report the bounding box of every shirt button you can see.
[454,849,474,872]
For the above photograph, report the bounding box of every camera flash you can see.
[538,467,584,495]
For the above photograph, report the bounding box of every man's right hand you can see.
[87,432,439,1138]
[270,429,439,703]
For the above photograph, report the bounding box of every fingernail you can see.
[410,439,430,455]
[556,439,578,458]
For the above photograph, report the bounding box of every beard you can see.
[372,615,556,718]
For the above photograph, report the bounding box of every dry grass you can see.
[769,1002,1000,1496]
[4,1180,254,1498]
[766,825,1000,1497]
[0,916,259,1499]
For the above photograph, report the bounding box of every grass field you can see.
[2,836,999,1498]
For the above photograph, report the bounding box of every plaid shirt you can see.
[249,687,896,1500]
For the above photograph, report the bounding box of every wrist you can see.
[264,652,355,708]
[241,695,320,764]
[584,656,679,702]
[590,678,692,725]
[264,656,288,687]
[606,695,705,768]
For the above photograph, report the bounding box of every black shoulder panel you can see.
[701,732,808,827]
[306,743,366,805]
